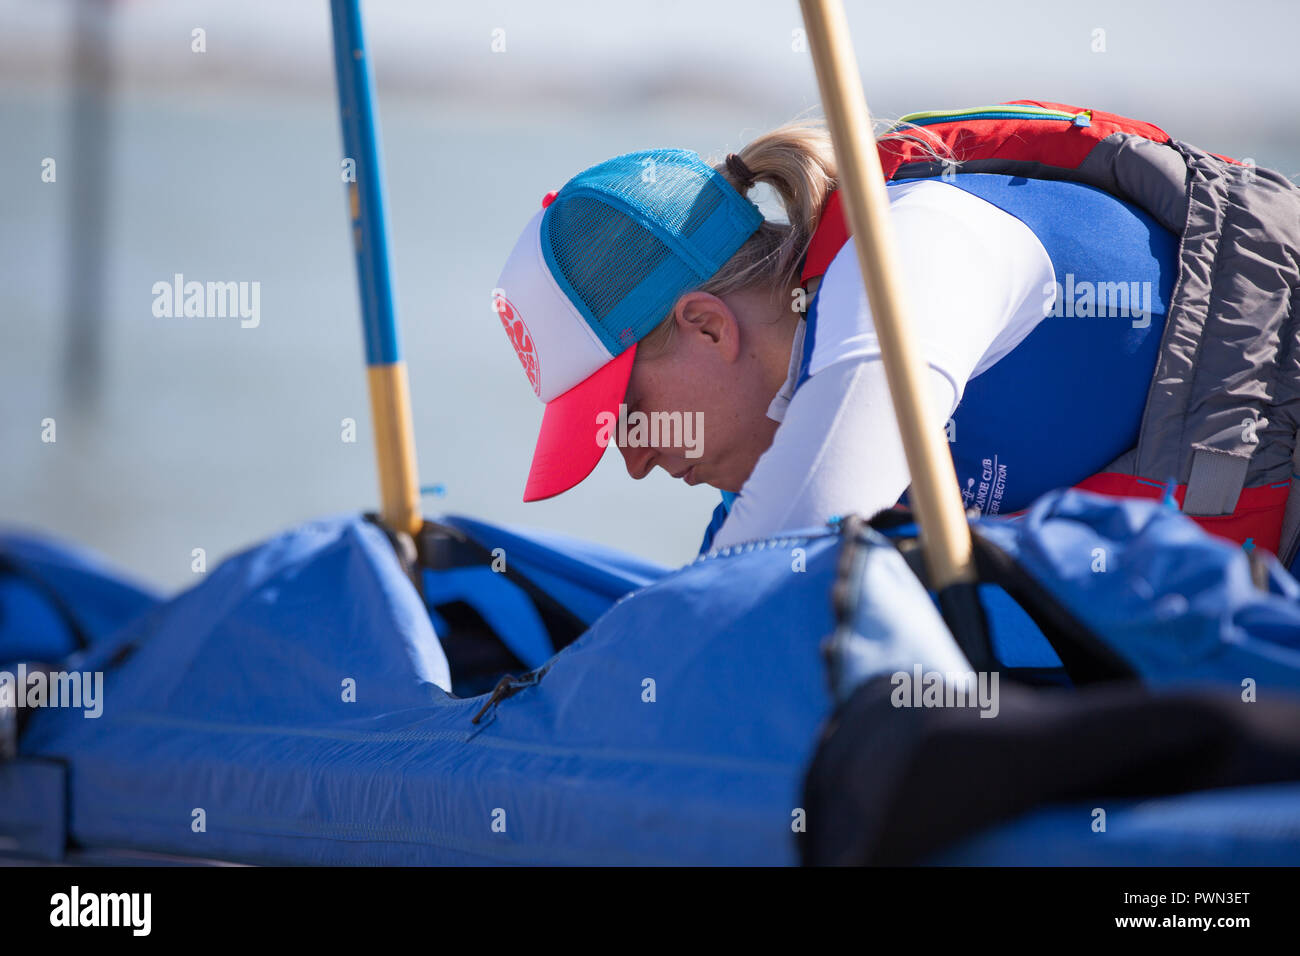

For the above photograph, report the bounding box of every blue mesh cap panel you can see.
[541,149,764,355]
[544,197,673,328]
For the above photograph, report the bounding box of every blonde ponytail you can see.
[707,120,839,297]
[638,116,949,356]
[638,120,838,355]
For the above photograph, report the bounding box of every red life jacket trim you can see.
[801,189,848,285]
[877,100,1174,179]
[799,101,1183,286]
[1063,473,1289,555]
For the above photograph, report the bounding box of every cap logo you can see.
[493,292,541,396]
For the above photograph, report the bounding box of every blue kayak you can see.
[3,488,1300,865]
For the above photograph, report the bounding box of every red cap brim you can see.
[523,344,636,502]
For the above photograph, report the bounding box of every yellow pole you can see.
[798,0,975,590]
[332,2,423,538]
[367,363,422,536]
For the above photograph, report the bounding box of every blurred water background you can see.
[3,0,1298,590]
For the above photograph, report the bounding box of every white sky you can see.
[3,0,1297,131]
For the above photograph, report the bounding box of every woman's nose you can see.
[617,441,656,480]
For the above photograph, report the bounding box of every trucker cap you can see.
[492,148,765,501]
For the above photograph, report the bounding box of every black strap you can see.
[864,509,1137,685]
[0,554,92,653]
[966,525,1137,684]
[414,520,589,652]
[803,675,1300,865]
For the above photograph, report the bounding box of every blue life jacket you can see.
[892,174,1179,516]
[702,102,1300,560]
[700,174,1179,553]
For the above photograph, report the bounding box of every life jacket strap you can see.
[1182,449,1250,516]
[1276,447,1300,567]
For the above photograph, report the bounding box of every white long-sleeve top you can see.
[710,179,1055,551]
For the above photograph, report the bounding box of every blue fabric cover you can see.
[441,515,667,626]
[931,782,1300,865]
[973,490,1300,689]
[0,759,66,861]
[3,489,1300,865]
[10,517,846,864]
[0,531,160,666]
[838,489,1300,864]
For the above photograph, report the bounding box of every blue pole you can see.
[329,0,422,534]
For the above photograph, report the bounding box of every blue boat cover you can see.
[7,516,849,864]
[1,488,1299,865]
[972,490,1300,689]
[0,530,159,666]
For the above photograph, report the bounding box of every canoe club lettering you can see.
[151,273,261,328]
[962,457,1008,516]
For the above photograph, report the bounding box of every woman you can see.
[491,102,1300,562]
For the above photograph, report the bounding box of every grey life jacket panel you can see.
[1135,140,1300,508]
[895,128,1300,557]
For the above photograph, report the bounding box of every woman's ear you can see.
[674,292,741,362]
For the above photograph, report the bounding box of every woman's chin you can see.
[685,459,743,494]
[703,473,742,494]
